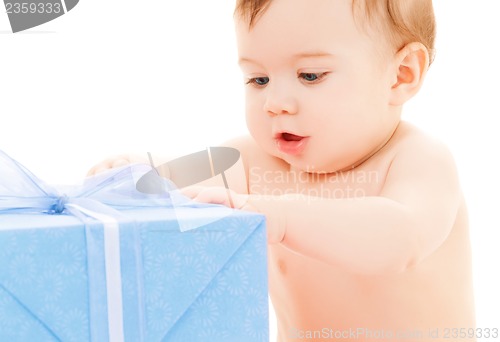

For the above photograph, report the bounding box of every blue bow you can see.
[0,149,184,217]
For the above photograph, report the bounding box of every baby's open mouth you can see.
[275,132,309,155]
[281,132,304,141]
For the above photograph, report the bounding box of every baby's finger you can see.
[86,154,135,176]
[193,187,230,206]
[180,186,206,199]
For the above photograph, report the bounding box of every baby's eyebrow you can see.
[292,51,336,60]
[238,51,335,66]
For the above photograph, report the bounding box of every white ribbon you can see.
[67,204,124,342]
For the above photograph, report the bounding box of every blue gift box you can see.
[0,150,269,342]
[0,207,269,342]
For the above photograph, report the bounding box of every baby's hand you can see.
[87,154,148,176]
[182,186,285,244]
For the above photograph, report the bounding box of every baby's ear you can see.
[389,42,430,106]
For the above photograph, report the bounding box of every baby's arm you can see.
[250,138,461,274]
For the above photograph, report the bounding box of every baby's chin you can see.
[280,156,342,174]
[258,138,344,173]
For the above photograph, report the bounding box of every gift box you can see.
[0,150,269,342]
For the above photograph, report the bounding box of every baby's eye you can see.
[246,77,270,86]
[298,72,328,83]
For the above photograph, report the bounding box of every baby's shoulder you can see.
[390,121,454,158]
[383,121,459,181]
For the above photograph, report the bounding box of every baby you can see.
[90,0,476,340]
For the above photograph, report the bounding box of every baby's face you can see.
[236,0,401,172]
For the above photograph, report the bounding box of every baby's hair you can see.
[234,0,436,65]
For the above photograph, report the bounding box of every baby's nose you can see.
[263,85,298,116]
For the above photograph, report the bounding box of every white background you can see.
[1,0,499,337]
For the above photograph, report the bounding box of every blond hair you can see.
[234,0,436,65]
